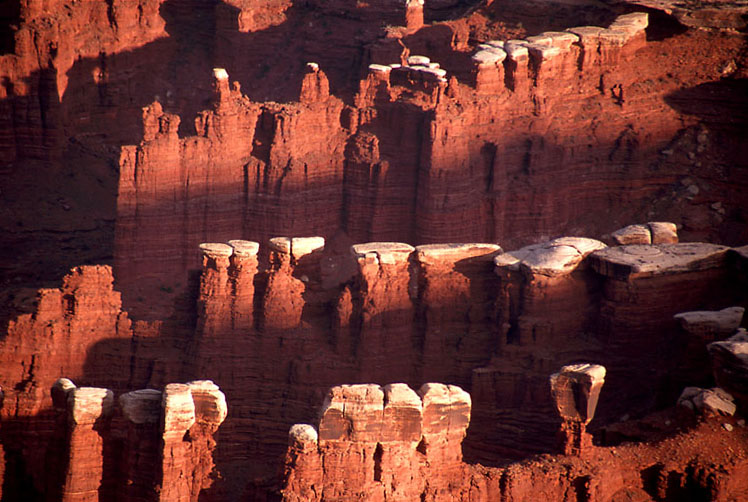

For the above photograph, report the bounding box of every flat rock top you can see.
[69,387,114,424]
[496,237,606,277]
[352,242,415,265]
[269,236,325,257]
[609,0,748,30]
[558,363,606,383]
[674,307,744,333]
[199,242,233,258]
[383,383,422,408]
[228,240,259,256]
[590,243,729,278]
[416,243,501,263]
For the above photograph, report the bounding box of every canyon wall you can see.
[280,377,748,502]
[1,0,748,501]
[0,229,746,499]
[112,8,748,319]
[182,232,747,494]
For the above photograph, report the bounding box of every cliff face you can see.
[181,233,748,494]
[280,379,748,502]
[2,0,748,501]
[111,8,748,319]
[0,232,747,500]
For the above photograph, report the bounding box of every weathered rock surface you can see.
[678,386,736,417]
[611,0,748,30]
[610,221,678,246]
[708,333,748,406]
[675,306,744,340]
[550,364,606,456]
[590,243,730,279]
[1,0,748,498]
[281,378,748,502]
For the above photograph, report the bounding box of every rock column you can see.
[549,363,605,456]
[61,386,115,502]
[120,389,162,502]
[348,243,416,382]
[262,237,324,331]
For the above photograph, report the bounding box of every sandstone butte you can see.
[0,0,747,501]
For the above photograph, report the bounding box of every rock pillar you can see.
[550,363,605,456]
[61,386,115,502]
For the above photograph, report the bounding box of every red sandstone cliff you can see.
[0,231,747,500]
[110,8,748,320]
[1,0,748,501]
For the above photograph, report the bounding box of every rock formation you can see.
[708,331,748,408]
[98,5,748,320]
[41,378,227,502]
[550,363,606,456]
[280,377,748,502]
[282,382,471,501]
[1,0,748,500]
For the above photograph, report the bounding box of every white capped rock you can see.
[504,42,529,59]
[213,68,229,80]
[68,387,114,425]
[540,31,580,49]
[384,383,422,409]
[351,242,415,265]
[472,48,506,65]
[52,378,76,409]
[416,243,501,264]
[647,222,678,244]
[678,387,736,417]
[369,64,392,73]
[291,237,325,259]
[517,237,606,277]
[526,43,562,60]
[611,224,652,245]
[188,380,228,427]
[228,240,260,257]
[674,307,744,337]
[525,35,553,46]
[590,243,729,279]
[162,383,196,435]
[558,363,606,383]
[289,423,318,445]
[408,55,431,66]
[199,242,233,259]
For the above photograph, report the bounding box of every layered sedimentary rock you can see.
[160,381,228,502]
[1,232,748,500]
[115,66,347,315]
[107,7,748,320]
[281,379,748,502]
[414,243,502,386]
[470,237,607,460]
[282,382,471,501]
[119,388,163,501]
[0,265,178,499]
[58,384,114,502]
